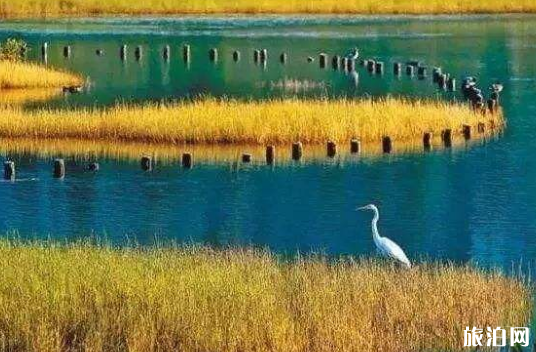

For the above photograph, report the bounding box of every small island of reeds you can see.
[0,98,503,145]
[0,240,530,352]
[0,0,534,17]
[0,60,82,89]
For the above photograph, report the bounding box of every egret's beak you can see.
[356,206,366,211]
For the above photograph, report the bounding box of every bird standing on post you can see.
[346,47,359,60]
[357,204,412,268]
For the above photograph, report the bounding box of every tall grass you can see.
[0,61,81,89]
[0,98,503,145]
[0,0,534,16]
[0,240,530,352]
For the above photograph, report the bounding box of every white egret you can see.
[357,204,412,268]
[346,48,359,60]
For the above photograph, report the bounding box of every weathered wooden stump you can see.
[432,67,442,83]
[134,46,143,61]
[393,62,402,75]
[182,153,193,169]
[477,122,485,133]
[183,44,191,62]
[140,156,153,171]
[3,161,15,181]
[41,42,48,58]
[447,78,456,92]
[279,52,287,64]
[332,55,340,70]
[441,129,452,147]
[417,66,427,78]
[367,60,376,73]
[347,58,355,72]
[209,48,218,62]
[254,50,260,62]
[382,136,392,153]
[120,45,127,60]
[87,162,100,172]
[242,154,252,163]
[319,53,328,68]
[260,49,268,62]
[423,132,433,150]
[350,139,360,154]
[163,45,170,61]
[53,159,65,178]
[233,50,241,62]
[462,124,472,140]
[375,61,384,74]
[406,65,414,76]
[327,141,337,157]
[487,99,497,114]
[266,145,275,165]
[292,142,303,161]
[96,49,104,56]
[63,46,71,58]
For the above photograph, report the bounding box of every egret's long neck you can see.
[371,209,381,243]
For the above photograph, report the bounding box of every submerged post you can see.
[462,124,471,140]
[327,141,337,157]
[406,65,414,76]
[487,99,497,114]
[120,45,127,61]
[350,139,360,154]
[432,67,442,83]
[332,55,340,70]
[140,156,153,171]
[53,159,65,178]
[183,44,191,62]
[367,60,376,73]
[63,45,71,58]
[382,136,392,154]
[279,52,287,64]
[477,122,485,133]
[41,42,48,58]
[266,145,275,165]
[163,45,170,61]
[441,129,452,147]
[134,46,143,61]
[417,66,427,79]
[347,58,355,72]
[182,153,193,169]
[375,61,384,74]
[242,154,252,163]
[233,50,241,62]
[319,53,328,68]
[260,49,268,62]
[423,132,433,151]
[209,48,218,62]
[447,78,456,92]
[292,142,303,161]
[87,162,100,172]
[393,62,402,75]
[3,161,15,181]
[254,50,260,63]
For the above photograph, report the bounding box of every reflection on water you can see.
[0,15,534,275]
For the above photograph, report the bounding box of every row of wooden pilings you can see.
[2,124,487,180]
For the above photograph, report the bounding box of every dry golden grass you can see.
[0,98,503,145]
[0,136,495,166]
[0,240,530,352]
[0,61,82,89]
[0,88,62,106]
[0,0,534,16]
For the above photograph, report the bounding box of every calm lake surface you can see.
[1,15,536,272]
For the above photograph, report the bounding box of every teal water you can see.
[0,15,535,273]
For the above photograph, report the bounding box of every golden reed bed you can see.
[0,241,530,352]
[0,0,534,17]
[0,61,81,89]
[0,98,503,146]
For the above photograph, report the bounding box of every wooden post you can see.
[487,99,497,114]
[332,55,340,70]
[242,154,252,163]
[463,124,471,140]
[382,136,392,153]
[341,57,349,71]
[183,44,191,62]
[327,141,337,157]
[120,45,127,61]
[279,52,287,64]
[406,65,414,76]
[260,49,268,62]
[134,46,143,61]
[96,49,104,56]
[319,53,327,68]
[367,60,376,73]
[432,67,442,83]
[63,46,71,58]
[53,159,65,178]
[140,156,153,171]
[441,129,452,147]
[423,132,433,150]
[347,58,355,72]
[375,61,384,74]
[477,122,485,133]
[233,50,241,62]
[292,142,303,161]
[163,45,170,61]
[393,62,402,75]
[182,153,193,169]
[438,74,448,90]
[209,48,218,62]
[417,66,427,78]
[350,139,360,154]
[447,78,456,92]
[266,145,275,165]
[3,161,15,181]
[41,42,48,58]
[254,50,260,62]
[87,162,100,171]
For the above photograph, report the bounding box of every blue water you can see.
[0,15,536,273]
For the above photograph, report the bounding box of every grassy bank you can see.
[0,98,503,145]
[0,241,530,352]
[0,0,534,17]
[0,61,81,89]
